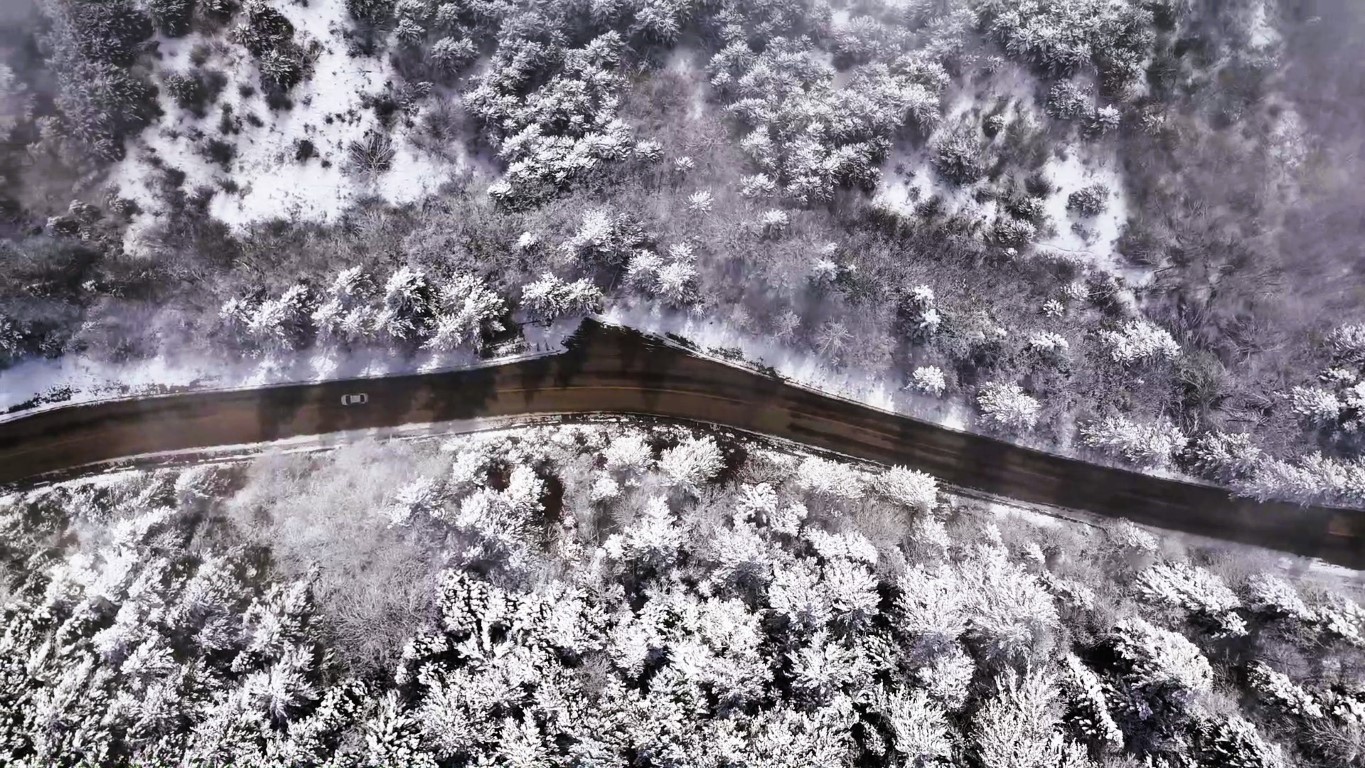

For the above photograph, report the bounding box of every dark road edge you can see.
[1,320,1361,570]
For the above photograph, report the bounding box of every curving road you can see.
[1,320,1362,569]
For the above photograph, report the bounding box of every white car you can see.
[341,393,369,406]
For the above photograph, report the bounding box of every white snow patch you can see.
[1036,145,1147,285]
[111,0,464,237]
[1245,0,1281,48]
[874,146,998,232]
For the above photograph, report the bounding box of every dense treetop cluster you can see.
[1,422,1362,766]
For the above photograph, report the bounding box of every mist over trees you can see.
[2,422,1362,766]
[0,0,1364,505]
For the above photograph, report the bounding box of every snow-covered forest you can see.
[2,421,1363,767]
[3,0,1365,505]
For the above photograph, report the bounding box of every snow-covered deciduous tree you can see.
[520,274,603,322]
[977,382,1041,432]
[957,545,1059,660]
[1247,663,1325,720]
[821,558,880,628]
[1062,654,1124,751]
[1109,617,1213,700]
[1244,574,1312,622]
[910,365,947,396]
[873,686,953,762]
[795,456,865,502]
[379,266,435,342]
[1134,561,1246,637]
[973,667,1065,768]
[896,565,967,642]
[605,496,683,571]
[1289,385,1342,426]
[1079,414,1188,468]
[917,643,974,711]
[1187,430,1264,483]
[659,435,724,490]
[424,273,506,353]
[603,431,654,475]
[875,466,938,513]
[1189,714,1285,768]
[1099,320,1180,365]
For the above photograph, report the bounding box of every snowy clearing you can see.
[111,0,465,238]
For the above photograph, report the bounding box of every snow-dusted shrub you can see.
[1289,385,1342,426]
[1134,562,1246,637]
[910,365,948,396]
[992,216,1036,248]
[758,209,789,234]
[902,285,942,337]
[1327,323,1365,364]
[1313,593,1365,646]
[876,466,938,513]
[1099,320,1180,365]
[1066,183,1109,216]
[931,127,985,184]
[1086,105,1121,135]
[1045,80,1092,120]
[1079,414,1188,469]
[687,190,713,212]
[977,382,1041,432]
[1025,331,1070,362]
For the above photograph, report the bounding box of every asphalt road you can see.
[1,320,1362,569]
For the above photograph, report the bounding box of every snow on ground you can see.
[1036,144,1148,286]
[664,47,710,122]
[0,318,584,419]
[603,302,979,436]
[112,0,464,239]
[873,145,999,230]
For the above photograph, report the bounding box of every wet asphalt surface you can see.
[1,320,1361,569]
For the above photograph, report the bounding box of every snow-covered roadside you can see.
[0,318,582,420]
[602,302,979,433]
